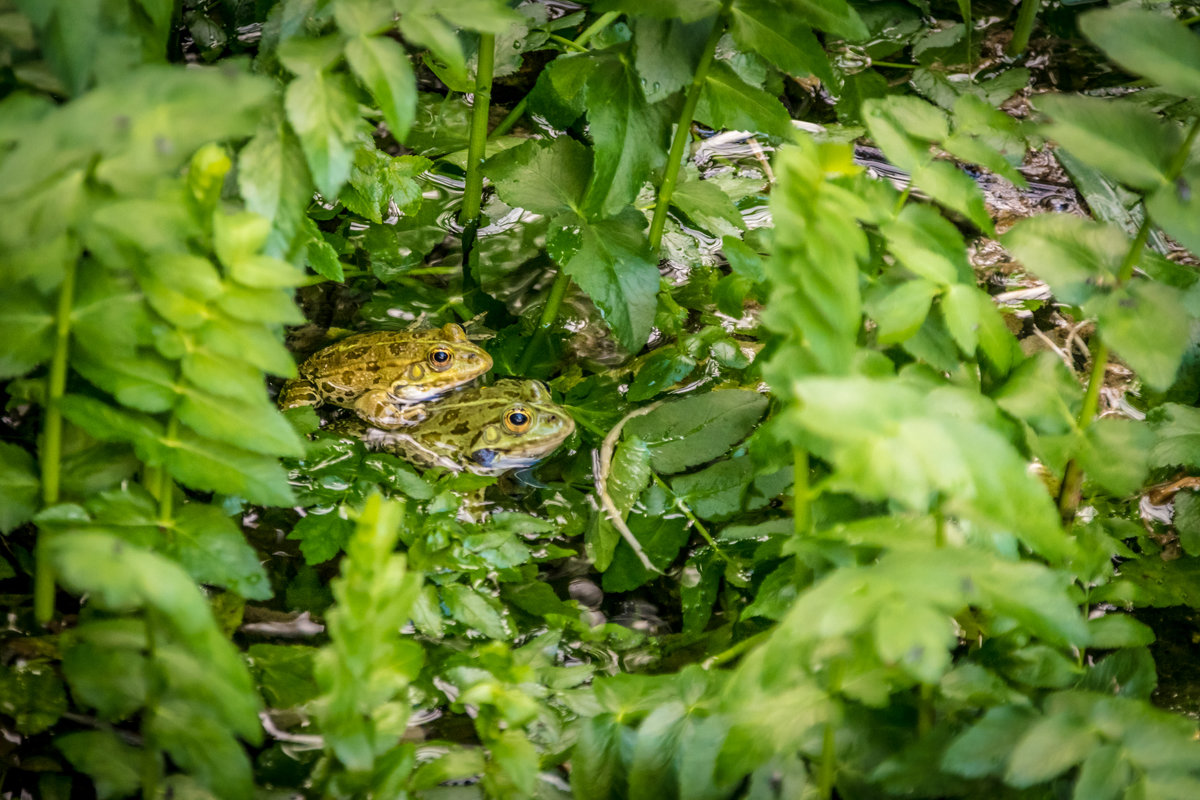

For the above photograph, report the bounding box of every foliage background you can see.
[3,0,1200,797]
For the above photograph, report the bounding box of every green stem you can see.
[1057,119,1199,524]
[648,2,731,251]
[652,472,728,561]
[141,611,162,799]
[817,666,842,799]
[157,416,178,530]
[548,33,588,53]
[702,630,769,669]
[794,446,811,537]
[35,258,77,625]
[1008,0,1040,56]
[516,270,572,374]
[488,11,619,140]
[459,32,496,269]
[918,683,935,736]
[871,60,918,69]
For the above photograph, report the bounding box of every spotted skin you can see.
[333,379,575,475]
[278,324,492,428]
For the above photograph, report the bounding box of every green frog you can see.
[278,324,493,428]
[335,379,575,475]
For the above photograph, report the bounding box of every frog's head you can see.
[389,323,492,402]
[466,380,575,474]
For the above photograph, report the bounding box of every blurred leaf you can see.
[443,583,510,640]
[571,715,625,800]
[1147,162,1200,258]
[1080,8,1200,100]
[56,730,142,800]
[672,177,746,237]
[1086,280,1189,392]
[867,278,940,344]
[777,0,868,41]
[285,71,360,199]
[239,118,313,258]
[1002,215,1126,306]
[1005,712,1096,787]
[625,390,768,474]
[1036,95,1175,192]
[247,644,318,709]
[62,620,147,721]
[0,442,39,534]
[150,698,255,800]
[164,428,296,506]
[0,283,54,378]
[628,701,686,800]
[1077,418,1152,497]
[1175,490,1200,556]
[171,504,272,600]
[346,35,417,140]
[1149,403,1200,469]
[0,660,66,735]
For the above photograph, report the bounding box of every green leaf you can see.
[0,660,67,735]
[400,13,467,88]
[942,283,1017,372]
[526,52,593,128]
[603,485,691,591]
[867,278,940,344]
[729,0,834,85]
[176,384,304,457]
[681,548,722,635]
[777,0,868,41]
[0,442,39,533]
[1001,214,1126,306]
[722,235,765,282]
[246,644,318,709]
[1005,712,1096,787]
[1175,491,1200,557]
[594,436,653,571]
[150,698,255,800]
[56,730,142,800]
[671,458,753,521]
[484,137,591,216]
[1086,280,1190,392]
[697,61,795,139]
[238,118,313,258]
[1080,8,1200,100]
[671,177,746,237]
[1147,162,1200,258]
[164,428,296,506]
[882,203,971,285]
[633,17,712,103]
[583,54,669,215]
[873,601,955,684]
[285,71,360,199]
[548,209,659,352]
[442,583,510,640]
[288,508,354,565]
[625,389,768,474]
[571,715,625,800]
[1077,418,1152,497]
[1150,403,1200,469]
[942,705,1035,778]
[0,283,54,378]
[911,159,994,235]
[1072,743,1131,800]
[171,504,272,600]
[1036,95,1175,192]
[62,620,148,721]
[1087,614,1155,650]
[628,701,687,800]
[628,348,697,401]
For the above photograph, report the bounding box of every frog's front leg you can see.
[278,378,319,409]
[354,389,428,428]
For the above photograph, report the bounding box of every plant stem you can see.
[157,416,178,531]
[871,60,918,69]
[794,445,811,537]
[459,32,496,273]
[517,269,572,374]
[547,33,588,53]
[702,630,769,668]
[648,1,731,251]
[1008,0,1040,56]
[141,611,162,799]
[488,11,619,139]
[1057,119,1200,524]
[35,258,77,625]
[818,664,842,799]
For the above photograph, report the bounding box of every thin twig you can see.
[595,403,664,573]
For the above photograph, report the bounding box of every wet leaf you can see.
[624,389,768,474]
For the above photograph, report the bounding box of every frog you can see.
[335,379,575,475]
[277,323,493,428]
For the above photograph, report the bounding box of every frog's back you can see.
[298,330,431,382]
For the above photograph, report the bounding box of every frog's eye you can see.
[504,406,532,434]
[428,346,454,371]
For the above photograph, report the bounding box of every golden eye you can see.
[428,346,454,371]
[504,406,532,434]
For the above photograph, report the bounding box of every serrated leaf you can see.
[697,61,795,139]
[163,428,296,506]
[729,0,834,85]
[442,583,510,640]
[672,177,746,237]
[288,509,354,565]
[1001,214,1126,306]
[548,209,659,352]
[238,119,313,258]
[176,383,304,457]
[882,203,971,285]
[625,390,768,474]
[484,137,591,216]
[942,705,1035,778]
[583,53,669,215]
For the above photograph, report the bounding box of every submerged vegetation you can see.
[3,0,1200,797]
